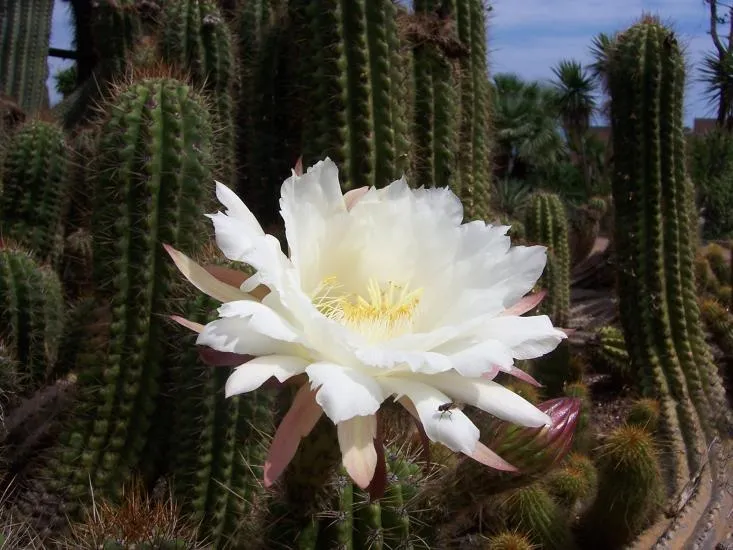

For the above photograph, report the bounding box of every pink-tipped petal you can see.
[163,244,253,303]
[501,290,547,317]
[338,415,378,489]
[294,156,303,176]
[468,441,518,472]
[263,385,323,487]
[170,315,204,333]
[198,347,253,367]
[204,264,270,301]
[557,327,576,336]
[507,365,543,388]
[344,186,369,211]
[367,415,387,501]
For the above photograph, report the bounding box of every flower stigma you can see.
[311,276,423,342]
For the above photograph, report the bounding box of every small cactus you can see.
[626,398,661,432]
[486,531,535,550]
[0,245,65,388]
[579,425,663,549]
[544,453,597,510]
[590,326,632,384]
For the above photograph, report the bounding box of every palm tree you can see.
[551,59,597,195]
[700,50,733,129]
[491,73,566,181]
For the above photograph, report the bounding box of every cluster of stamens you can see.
[311,276,423,341]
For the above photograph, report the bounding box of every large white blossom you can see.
[166,158,566,489]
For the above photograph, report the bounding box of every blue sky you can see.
[48,0,715,127]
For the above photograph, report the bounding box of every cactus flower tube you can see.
[166,159,567,489]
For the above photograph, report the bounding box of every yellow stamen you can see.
[311,276,423,341]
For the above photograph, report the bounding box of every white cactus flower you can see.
[166,158,566,490]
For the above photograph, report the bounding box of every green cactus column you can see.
[455,0,492,220]
[0,120,69,266]
[525,192,570,326]
[17,78,215,533]
[159,0,237,185]
[607,17,731,497]
[294,0,409,191]
[0,0,53,113]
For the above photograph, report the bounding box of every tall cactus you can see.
[0,0,53,113]
[525,192,570,327]
[0,120,69,265]
[607,17,731,501]
[294,0,409,192]
[13,77,215,533]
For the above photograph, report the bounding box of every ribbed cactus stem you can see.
[0,120,69,265]
[159,0,237,184]
[608,19,731,497]
[0,246,64,388]
[0,0,53,113]
[525,192,570,327]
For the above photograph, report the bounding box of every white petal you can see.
[380,377,480,455]
[444,339,514,377]
[481,315,566,359]
[484,245,548,308]
[225,355,309,397]
[306,363,385,423]
[419,372,551,427]
[217,300,301,342]
[354,347,453,374]
[337,415,378,489]
[196,317,301,356]
[410,185,464,226]
[214,181,265,237]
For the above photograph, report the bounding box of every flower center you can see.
[312,276,423,342]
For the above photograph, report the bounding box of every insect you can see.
[437,402,461,419]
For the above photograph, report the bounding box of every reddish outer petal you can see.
[198,347,253,367]
[344,186,369,211]
[468,442,518,472]
[263,386,323,487]
[203,264,270,301]
[294,156,303,176]
[507,366,543,387]
[557,327,576,336]
[170,315,204,333]
[366,414,387,501]
[500,290,547,317]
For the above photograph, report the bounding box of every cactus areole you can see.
[167,158,568,490]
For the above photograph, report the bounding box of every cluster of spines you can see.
[579,425,663,549]
[0,0,54,113]
[0,120,69,265]
[590,325,632,383]
[607,18,731,496]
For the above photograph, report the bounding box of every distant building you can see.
[692,118,718,134]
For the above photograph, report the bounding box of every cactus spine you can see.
[0,246,64,388]
[0,0,53,113]
[607,18,730,494]
[0,120,69,265]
